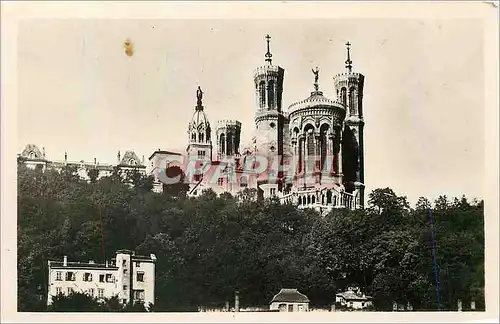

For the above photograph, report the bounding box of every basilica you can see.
[18,35,366,213]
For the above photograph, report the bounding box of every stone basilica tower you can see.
[253,35,287,189]
[187,86,213,162]
[216,120,241,160]
[333,42,365,207]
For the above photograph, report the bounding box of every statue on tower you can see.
[196,86,203,107]
[312,66,320,91]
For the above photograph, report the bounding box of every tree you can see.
[47,292,103,312]
[17,161,485,313]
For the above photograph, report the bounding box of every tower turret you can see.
[333,42,365,208]
[216,120,241,160]
[253,35,287,193]
[187,86,213,162]
[253,35,285,155]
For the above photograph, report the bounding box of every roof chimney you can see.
[63,256,67,267]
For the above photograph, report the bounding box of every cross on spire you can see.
[265,34,273,64]
[345,41,353,72]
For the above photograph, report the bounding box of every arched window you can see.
[327,190,332,204]
[298,137,303,174]
[307,195,311,205]
[306,129,315,156]
[268,80,275,110]
[191,133,196,141]
[341,87,347,106]
[219,134,226,155]
[259,81,266,107]
[320,124,329,171]
[227,132,234,156]
[333,195,337,206]
[29,152,35,159]
[199,133,204,143]
[306,128,315,172]
[312,196,316,204]
[349,87,356,115]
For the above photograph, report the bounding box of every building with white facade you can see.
[47,250,156,309]
[269,288,310,312]
[335,286,373,310]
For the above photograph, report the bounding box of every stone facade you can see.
[150,37,366,212]
[18,37,366,212]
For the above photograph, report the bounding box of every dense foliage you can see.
[17,164,485,312]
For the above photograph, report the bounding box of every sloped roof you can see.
[270,288,309,304]
[20,144,44,160]
[336,291,372,301]
[120,151,143,166]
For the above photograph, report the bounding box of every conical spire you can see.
[345,41,353,72]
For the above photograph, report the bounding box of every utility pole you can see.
[429,209,441,310]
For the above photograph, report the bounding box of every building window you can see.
[65,272,76,281]
[122,259,127,266]
[288,304,293,312]
[270,188,276,196]
[194,174,203,182]
[56,271,62,281]
[259,81,266,107]
[217,177,224,186]
[56,287,62,295]
[98,288,104,298]
[191,133,196,141]
[136,262,140,267]
[67,287,74,295]
[122,299,127,304]
[341,87,347,106]
[105,274,114,282]
[240,176,248,187]
[198,150,206,159]
[268,80,275,109]
[89,288,95,297]
[83,273,92,282]
[137,272,144,282]
[134,290,145,301]
[219,134,226,155]
[99,274,105,283]
[199,133,204,142]
[123,285,128,291]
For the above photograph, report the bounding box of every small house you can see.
[269,288,310,312]
[335,286,373,310]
